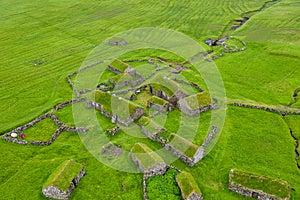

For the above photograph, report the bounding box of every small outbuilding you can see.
[130,142,167,176]
[176,171,203,200]
[42,159,85,199]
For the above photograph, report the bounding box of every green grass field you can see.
[1,0,299,199]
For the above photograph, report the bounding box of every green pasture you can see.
[0,0,299,199]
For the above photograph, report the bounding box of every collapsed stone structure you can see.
[105,126,120,136]
[101,143,122,157]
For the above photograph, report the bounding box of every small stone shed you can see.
[176,171,203,200]
[42,159,85,199]
[228,169,290,200]
[130,142,167,176]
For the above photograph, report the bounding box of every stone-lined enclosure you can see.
[2,99,88,146]
[81,58,219,168]
[140,119,218,166]
[129,143,201,200]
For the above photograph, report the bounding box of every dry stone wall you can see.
[52,98,87,112]
[228,184,289,200]
[86,101,144,126]
[231,103,300,115]
[130,152,167,176]
[2,112,88,146]
[173,77,204,93]
[164,144,195,166]
[67,61,103,97]
[178,99,217,116]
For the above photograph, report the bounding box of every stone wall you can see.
[140,125,165,144]
[186,192,203,200]
[178,99,217,116]
[164,144,195,166]
[228,184,289,200]
[200,125,218,149]
[173,78,204,93]
[107,65,123,74]
[108,39,127,46]
[2,112,88,146]
[143,165,181,200]
[153,90,170,101]
[231,102,300,115]
[141,125,218,165]
[67,61,103,97]
[42,185,68,200]
[86,101,144,126]
[130,152,167,176]
[143,175,149,200]
[52,98,87,111]
[147,101,170,113]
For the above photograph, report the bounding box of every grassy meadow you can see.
[0,0,299,199]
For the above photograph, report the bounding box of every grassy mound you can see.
[109,59,129,73]
[43,159,83,191]
[94,91,141,119]
[176,171,202,198]
[131,143,164,170]
[147,168,181,200]
[151,83,176,97]
[229,169,290,199]
[168,133,199,158]
[148,96,168,106]
[184,92,212,110]
[139,116,160,133]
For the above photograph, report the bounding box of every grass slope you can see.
[0,0,299,199]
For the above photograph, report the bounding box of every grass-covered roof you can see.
[229,169,290,199]
[184,92,212,110]
[94,91,141,119]
[168,133,199,158]
[176,171,202,198]
[109,59,129,72]
[43,159,83,191]
[131,142,164,170]
[148,96,168,106]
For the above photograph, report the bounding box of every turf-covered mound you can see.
[108,59,130,74]
[178,92,214,116]
[42,159,85,199]
[168,133,199,158]
[146,168,181,200]
[165,133,203,166]
[229,169,290,200]
[130,142,167,176]
[93,91,145,125]
[176,171,203,200]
